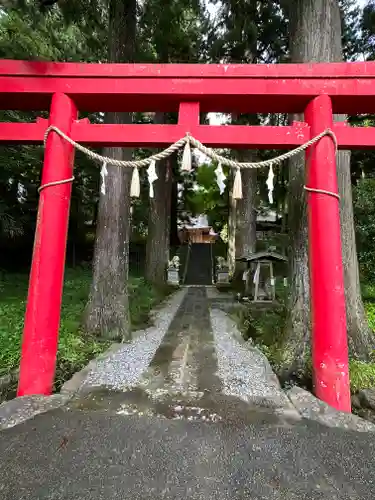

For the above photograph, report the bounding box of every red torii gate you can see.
[2,60,375,413]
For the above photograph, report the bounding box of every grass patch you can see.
[362,283,375,302]
[230,305,287,368]
[349,360,375,394]
[348,299,375,394]
[233,299,375,394]
[364,301,375,332]
[0,268,172,394]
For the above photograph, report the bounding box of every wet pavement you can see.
[71,287,294,423]
[1,286,375,498]
[1,407,375,499]
[71,287,249,424]
[137,287,221,402]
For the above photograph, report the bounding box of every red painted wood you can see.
[178,102,200,127]
[71,122,310,149]
[1,121,374,150]
[332,123,375,149]
[0,122,310,148]
[305,95,351,413]
[17,93,77,397]
[0,121,46,144]
[0,76,375,114]
[1,59,375,78]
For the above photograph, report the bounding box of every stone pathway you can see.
[70,287,297,423]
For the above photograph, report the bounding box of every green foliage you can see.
[362,0,375,57]
[184,162,229,233]
[232,296,375,393]
[209,0,288,64]
[347,299,375,393]
[363,283,375,302]
[231,305,287,368]
[365,300,375,331]
[0,269,171,390]
[353,178,375,281]
[339,0,362,61]
[140,0,208,62]
[0,3,104,260]
[220,223,228,244]
[349,360,375,393]
[0,3,106,62]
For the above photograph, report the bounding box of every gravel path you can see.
[76,288,296,422]
[81,288,187,390]
[210,308,295,412]
[79,288,294,415]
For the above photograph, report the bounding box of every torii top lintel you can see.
[1,59,375,115]
[1,59,375,150]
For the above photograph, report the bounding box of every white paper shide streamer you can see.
[266,164,275,204]
[130,167,140,197]
[232,167,242,199]
[100,162,108,195]
[215,163,226,195]
[181,141,192,172]
[147,159,158,198]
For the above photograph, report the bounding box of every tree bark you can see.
[145,156,172,284]
[230,116,258,280]
[169,156,180,247]
[233,162,257,291]
[228,186,237,276]
[281,0,372,373]
[84,0,136,340]
[145,112,172,285]
[235,160,257,257]
[282,142,311,374]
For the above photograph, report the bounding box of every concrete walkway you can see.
[1,287,375,499]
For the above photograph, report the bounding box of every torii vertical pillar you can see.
[305,94,351,412]
[18,93,77,396]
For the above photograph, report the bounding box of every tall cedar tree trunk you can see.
[282,0,372,375]
[232,123,257,285]
[170,161,180,247]
[84,0,136,340]
[236,160,257,257]
[145,112,172,285]
[228,1,258,277]
[228,186,237,276]
[233,159,257,288]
